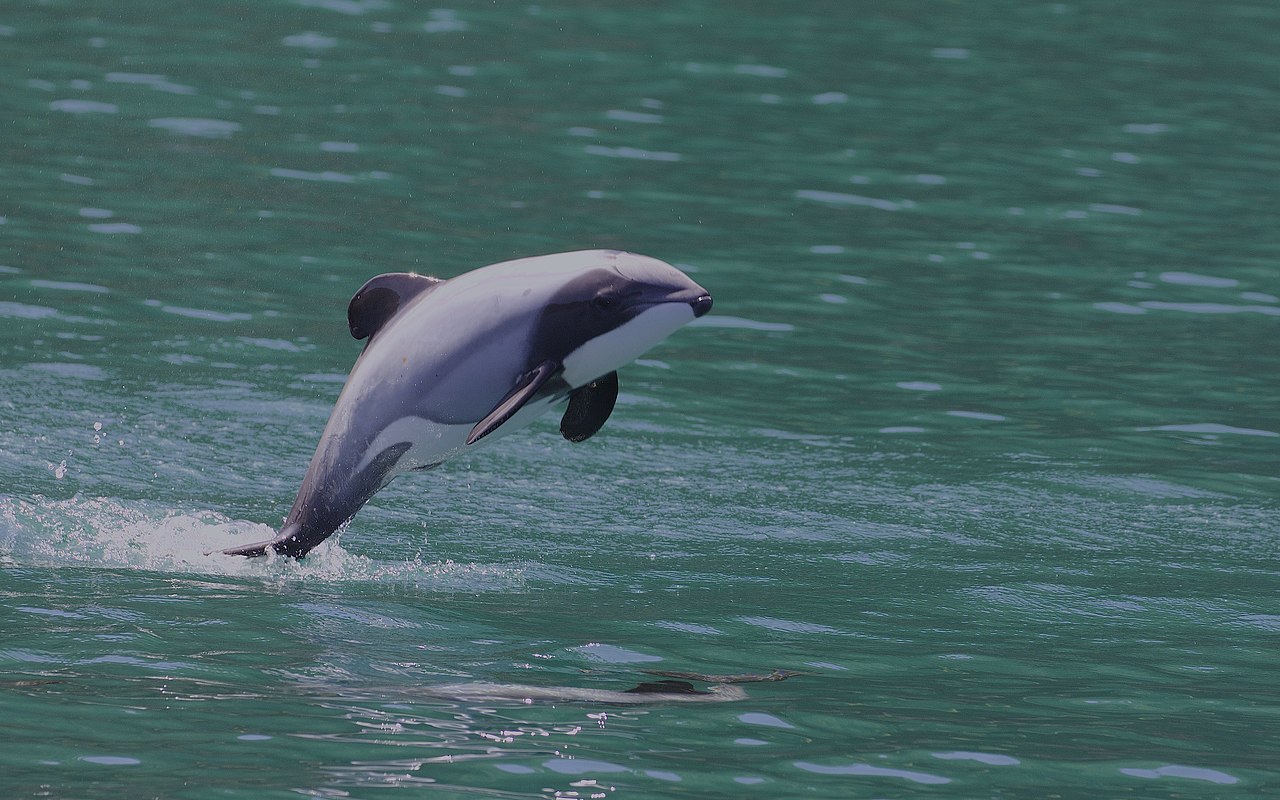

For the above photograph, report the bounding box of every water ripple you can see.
[1138,423,1278,438]
[49,99,118,114]
[88,222,142,234]
[269,167,356,183]
[584,145,681,162]
[688,315,793,332]
[155,305,252,323]
[738,616,843,635]
[106,72,196,95]
[149,118,242,138]
[605,109,663,124]
[1159,271,1238,288]
[795,189,904,211]
[794,761,952,785]
[297,0,390,14]
[1119,764,1239,785]
[933,751,1020,766]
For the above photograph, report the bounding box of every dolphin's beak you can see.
[654,285,713,318]
[691,293,713,318]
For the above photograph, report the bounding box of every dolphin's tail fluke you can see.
[220,523,319,559]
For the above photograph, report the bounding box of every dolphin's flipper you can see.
[560,371,618,442]
[466,360,558,445]
[348,273,445,341]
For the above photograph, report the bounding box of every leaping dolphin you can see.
[223,249,712,558]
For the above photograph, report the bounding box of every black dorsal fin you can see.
[347,272,445,340]
[624,679,708,695]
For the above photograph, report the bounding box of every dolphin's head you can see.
[532,250,712,388]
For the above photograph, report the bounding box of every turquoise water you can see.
[3,1,1279,797]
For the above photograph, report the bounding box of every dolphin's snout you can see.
[691,293,713,318]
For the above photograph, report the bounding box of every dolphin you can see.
[223,249,712,558]
[294,670,800,706]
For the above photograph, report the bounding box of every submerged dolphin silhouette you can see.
[223,249,711,558]
[298,670,801,706]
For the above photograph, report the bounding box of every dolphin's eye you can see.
[592,294,620,311]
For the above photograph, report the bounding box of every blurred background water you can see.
[2,1,1278,797]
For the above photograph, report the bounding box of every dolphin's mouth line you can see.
[635,293,714,317]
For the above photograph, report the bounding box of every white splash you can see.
[0,494,521,589]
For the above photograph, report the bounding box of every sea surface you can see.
[2,1,1278,797]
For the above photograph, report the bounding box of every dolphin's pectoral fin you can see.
[467,360,558,446]
[560,371,618,443]
[348,272,445,340]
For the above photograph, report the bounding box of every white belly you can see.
[352,395,562,477]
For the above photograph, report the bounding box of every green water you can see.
[3,1,1278,797]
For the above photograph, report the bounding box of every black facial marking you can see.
[531,269,643,364]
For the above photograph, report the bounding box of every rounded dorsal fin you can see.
[347,272,445,340]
